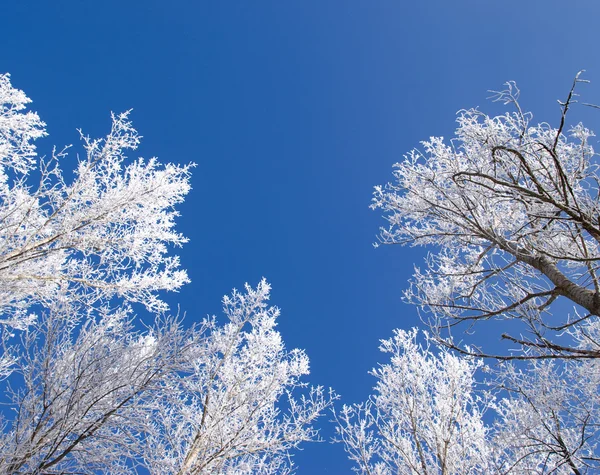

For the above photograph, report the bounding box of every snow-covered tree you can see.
[336,328,493,475]
[372,72,600,359]
[0,70,192,379]
[0,282,330,475]
[0,74,330,474]
[0,73,192,330]
[0,307,190,474]
[336,327,600,474]
[493,359,600,474]
[365,74,600,474]
[491,326,600,474]
[141,280,330,475]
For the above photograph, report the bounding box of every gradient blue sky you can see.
[2,1,600,472]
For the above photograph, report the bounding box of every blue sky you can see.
[2,1,600,472]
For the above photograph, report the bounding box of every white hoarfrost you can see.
[336,329,493,475]
[372,75,600,359]
[142,280,330,475]
[361,75,600,474]
[0,74,330,474]
[0,73,192,327]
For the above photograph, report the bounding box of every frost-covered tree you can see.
[365,74,600,474]
[372,72,600,359]
[0,307,190,474]
[492,334,600,474]
[0,282,330,475]
[336,329,493,475]
[0,71,192,377]
[0,73,192,329]
[0,74,329,474]
[141,280,330,475]
[336,328,600,475]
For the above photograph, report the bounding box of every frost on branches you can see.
[493,358,600,474]
[336,329,493,475]
[363,74,600,474]
[0,72,192,330]
[0,74,329,473]
[336,329,600,474]
[372,73,600,359]
[0,281,330,474]
[0,308,187,474]
[142,280,330,475]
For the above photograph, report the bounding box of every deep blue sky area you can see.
[2,1,600,472]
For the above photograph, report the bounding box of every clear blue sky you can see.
[2,1,600,472]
